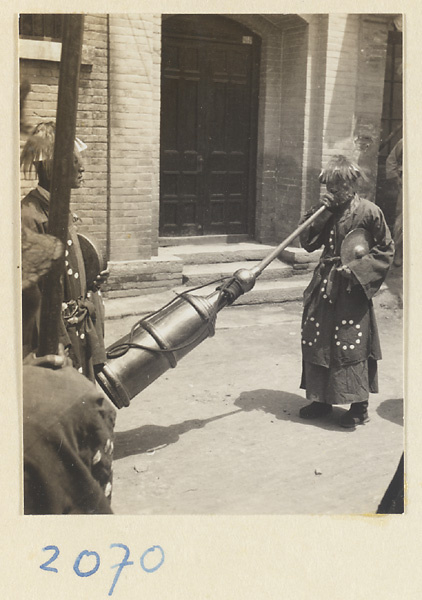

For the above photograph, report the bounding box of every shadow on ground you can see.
[376,398,404,426]
[235,389,357,432]
[114,391,402,460]
[114,408,243,460]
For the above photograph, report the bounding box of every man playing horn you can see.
[298,155,394,428]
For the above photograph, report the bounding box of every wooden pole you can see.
[37,15,85,357]
[250,205,327,277]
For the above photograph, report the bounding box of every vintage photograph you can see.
[19,13,403,515]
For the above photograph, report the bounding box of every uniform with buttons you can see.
[21,187,106,381]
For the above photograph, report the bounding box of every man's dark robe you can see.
[299,195,394,403]
[21,187,106,381]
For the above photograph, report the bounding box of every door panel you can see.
[205,42,252,233]
[160,38,204,236]
[160,18,259,237]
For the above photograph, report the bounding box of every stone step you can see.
[104,277,394,321]
[182,260,306,286]
[175,278,310,306]
[159,241,278,265]
[232,278,309,305]
[159,234,250,247]
[104,276,310,320]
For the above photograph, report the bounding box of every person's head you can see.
[71,148,85,189]
[319,155,361,205]
[20,121,86,191]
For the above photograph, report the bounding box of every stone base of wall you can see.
[103,255,183,298]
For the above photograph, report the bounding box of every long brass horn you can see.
[96,205,327,408]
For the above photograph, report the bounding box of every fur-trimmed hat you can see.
[318,155,361,184]
[21,226,63,291]
[20,121,87,178]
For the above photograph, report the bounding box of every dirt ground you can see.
[104,270,403,515]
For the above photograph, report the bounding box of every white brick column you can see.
[108,14,157,262]
[105,15,182,297]
[301,14,329,213]
[320,14,388,200]
[322,14,360,161]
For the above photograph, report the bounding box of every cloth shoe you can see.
[340,401,369,428]
[299,401,333,419]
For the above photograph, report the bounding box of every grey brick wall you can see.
[108,14,158,263]
[354,15,389,200]
[19,13,391,295]
[20,15,109,259]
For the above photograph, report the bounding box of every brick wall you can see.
[19,13,390,296]
[255,32,283,243]
[231,15,313,244]
[320,14,388,202]
[151,14,161,256]
[354,15,389,200]
[20,14,165,296]
[302,15,329,212]
[20,14,109,259]
[108,14,159,264]
[277,21,309,241]
[102,14,175,296]
[322,13,360,161]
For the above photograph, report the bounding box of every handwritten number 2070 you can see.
[40,544,165,596]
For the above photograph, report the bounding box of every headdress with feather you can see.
[20,121,87,179]
[318,155,361,184]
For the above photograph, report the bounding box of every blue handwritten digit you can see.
[108,543,134,596]
[73,550,100,577]
[40,545,60,573]
[140,545,165,573]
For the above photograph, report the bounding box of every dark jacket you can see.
[21,188,106,381]
[23,364,116,515]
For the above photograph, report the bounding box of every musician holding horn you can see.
[21,122,109,382]
[298,155,394,428]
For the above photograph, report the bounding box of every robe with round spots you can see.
[299,195,394,395]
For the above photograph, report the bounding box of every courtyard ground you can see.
[104,266,403,515]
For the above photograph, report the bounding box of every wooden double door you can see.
[160,16,260,237]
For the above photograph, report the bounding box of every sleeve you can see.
[299,204,332,252]
[21,202,44,234]
[23,366,116,515]
[21,207,34,231]
[347,205,394,300]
